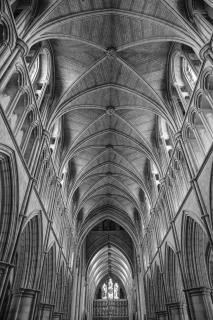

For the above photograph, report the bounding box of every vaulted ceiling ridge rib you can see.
[61,113,106,158]
[114,112,158,156]
[116,55,165,106]
[86,243,134,276]
[73,176,141,214]
[73,183,141,219]
[33,9,197,39]
[53,55,107,111]
[69,160,149,200]
[75,196,134,225]
[68,160,151,206]
[53,53,167,122]
[78,206,139,248]
[51,85,176,130]
[61,129,161,171]
[61,139,163,188]
[89,257,131,283]
[24,0,64,42]
[78,200,135,231]
[87,247,133,283]
[159,0,204,48]
[77,196,141,228]
[60,111,155,167]
[64,148,109,193]
[117,36,199,53]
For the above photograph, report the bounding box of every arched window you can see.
[50,119,61,154]
[27,43,51,116]
[182,57,197,90]
[172,45,200,117]
[197,93,213,132]
[160,118,173,162]
[23,125,39,164]
[191,111,212,152]
[33,49,50,101]
[0,71,22,111]
[9,91,29,131]
[101,278,120,300]
[152,163,160,193]
[186,126,205,169]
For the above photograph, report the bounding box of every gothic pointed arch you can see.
[0,145,19,262]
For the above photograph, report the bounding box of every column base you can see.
[7,288,38,320]
[52,311,64,320]
[186,287,213,320]
[155,311,168,320]
[37,302,54,320]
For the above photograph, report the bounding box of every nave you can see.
[1,0,213,319]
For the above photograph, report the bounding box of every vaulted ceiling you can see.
[24,0,205,289]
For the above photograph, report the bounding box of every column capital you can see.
[174,131,182,142]
[42,129,51,142]
[199,43,213,62]
[56,176,62,185]
[184,286,211,295]
[0,261,15,269]
[12,287,40,297]
[150,208,155,215]
[39,302,55,309]
[16,38,29,57]
[52,311,64,319]
[166,301,185,310]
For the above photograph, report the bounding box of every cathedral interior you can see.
[2,0,213,320]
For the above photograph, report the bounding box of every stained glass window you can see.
[101,278,120,300]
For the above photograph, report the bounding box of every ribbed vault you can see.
[87,245,133,300]
[21,0,206,311]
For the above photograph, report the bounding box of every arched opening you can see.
[53,263,66,317]
[144,276,155,320]
[0,71,22,111]
[191,111,212,152]
[0,148,18,262]
[164,244,188,319]
[9,91,29,131]
[81,219,137,320]
[152,264,167,315]
[181,214,213,319]
[23,125,39,164]
[197,93,213,131]
[7,214,43,320]
[37,243,57,318]
[171,45,201,122]
[186,126,205,169]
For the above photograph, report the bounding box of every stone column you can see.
[167,302,189,320]
[7,288,38,320]
[186,287,213,320]
[37,303,54,320]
